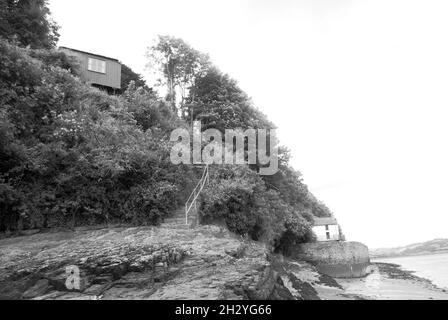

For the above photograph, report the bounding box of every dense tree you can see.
[0,0,59,49]
[187,67,273,131]
[146,35,210,109]
[120,63,149,92]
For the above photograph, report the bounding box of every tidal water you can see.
[374,252,448,289]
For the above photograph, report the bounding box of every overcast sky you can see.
[49,0,448,249]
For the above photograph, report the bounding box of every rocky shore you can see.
[0,211,350,300]
[2,210,446,300]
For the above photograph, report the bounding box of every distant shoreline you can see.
[370,239,448,260]
[371,250,448,260]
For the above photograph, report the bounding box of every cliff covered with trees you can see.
[0,0,334,254]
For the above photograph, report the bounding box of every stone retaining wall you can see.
[292,242,371,278]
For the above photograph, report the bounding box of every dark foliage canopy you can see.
[120,63,149,93]
[0,0,59,49]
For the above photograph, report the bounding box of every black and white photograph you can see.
[1,0,448,309]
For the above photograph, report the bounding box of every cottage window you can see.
[326,232,331,240]
[325,225,329,231]
[88,58,106,74]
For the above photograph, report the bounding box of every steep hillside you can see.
[1,37,335,254]
[371,239,448,259]
[1,15,345,300]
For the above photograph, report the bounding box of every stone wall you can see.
[292,242,371,278]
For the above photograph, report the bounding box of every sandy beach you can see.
[336,263,448,300]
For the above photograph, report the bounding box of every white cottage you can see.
[312,217,341,242]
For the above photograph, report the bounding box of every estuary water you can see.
[374,252,448,289]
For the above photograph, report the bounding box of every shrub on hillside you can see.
[29,48,81,76]
[122,82,177,132]
[199,165,315,251]
[0,39,193,231]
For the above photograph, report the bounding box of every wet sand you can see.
[336,263,448,300]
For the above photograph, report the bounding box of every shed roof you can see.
[313,217,338,226]
[60,46,120,62]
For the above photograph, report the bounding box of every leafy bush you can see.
[0,39,193,231]
[122,82,176,132]
[200,173,258,235]
[29,48,81,76]
[199,165,315,251]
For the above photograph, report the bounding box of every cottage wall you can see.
[312,225,340,242]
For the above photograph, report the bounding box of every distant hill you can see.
[370,239,448,259]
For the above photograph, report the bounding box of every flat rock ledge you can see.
[0,223,345,300]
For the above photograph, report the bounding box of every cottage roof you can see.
[60,46,120,62]
[313,217,338,226]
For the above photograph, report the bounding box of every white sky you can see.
[48,0,448,249]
